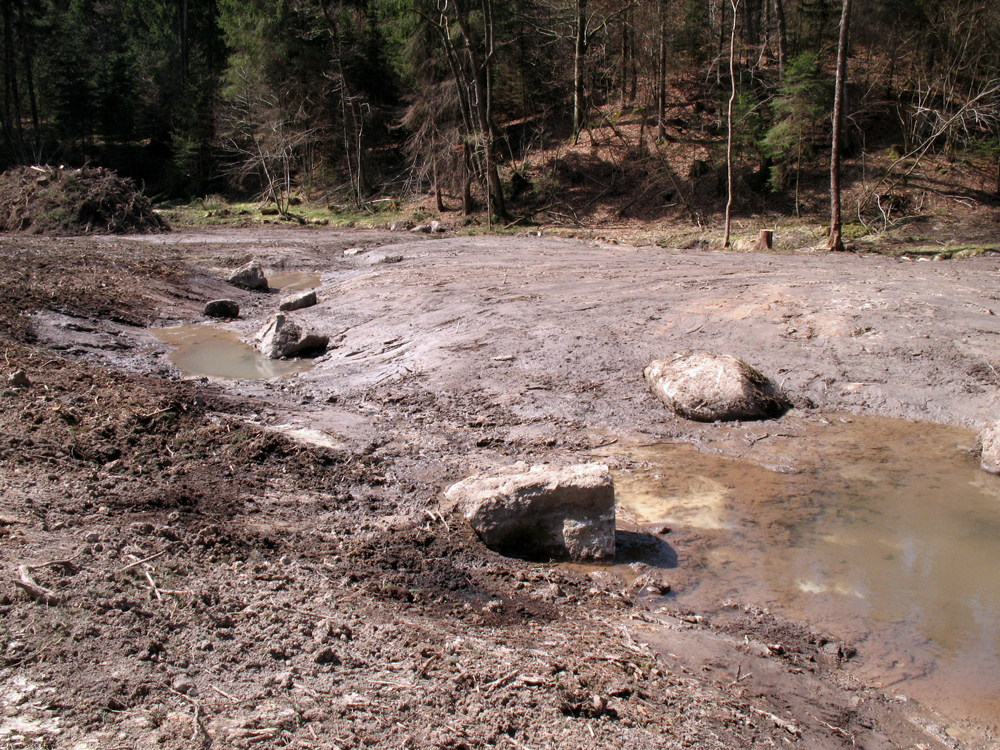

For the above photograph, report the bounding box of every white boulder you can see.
[644,351,789,422]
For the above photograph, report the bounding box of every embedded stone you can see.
[445,463,615,562]
[228,261,268,290]
[981,421,1000,474]
[204,299,239,318]
[278,290,317,312]
[644,351,789,422]
[255,313,328,359]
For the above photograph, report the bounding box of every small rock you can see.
[228,261,268,290]
[313,646,340,665]
[343,247,365,256]
[278,290,317,312]
[981,421,1000,474]
[83,531,101,544]
[8,370,30,388]
[639,581,671,596]
[255,313,328,359]
[204,299,240,318]
[430,220,446,233]
[538,583,563,602]
[129,522,154,536]
[171,675,197,695]
[410,224,432,234]
[275,671,296,689]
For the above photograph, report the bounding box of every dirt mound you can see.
[0,165,169,235]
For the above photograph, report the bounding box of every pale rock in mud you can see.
[255,313,328,359]
[228,260,268,290]
[204,299,239,318]
[644,351,789,422]
[980,421,1000,474]
[278,289,317,312]
[445,462,615,561]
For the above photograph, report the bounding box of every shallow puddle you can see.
[153,324,313,380]
[614,415,1000,730]
[266,271,321,292]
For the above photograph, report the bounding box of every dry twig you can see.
[13,564,62,605]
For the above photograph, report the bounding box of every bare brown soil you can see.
[2,226,998,749]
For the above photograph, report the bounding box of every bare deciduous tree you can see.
[723,0,740,248]
[828,0,851,252]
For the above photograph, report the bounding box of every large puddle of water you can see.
[266,271,321,293]
[612,415,1000,730]
[153,325,313,380]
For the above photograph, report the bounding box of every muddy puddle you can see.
[611,415,1000,730]
[266,271,321,292]
[153,324,313,379]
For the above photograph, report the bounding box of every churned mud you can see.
[2,226,999,749]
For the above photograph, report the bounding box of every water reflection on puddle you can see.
[266,271,321,293]
[153,324,313,380]
[614,416,1000,727]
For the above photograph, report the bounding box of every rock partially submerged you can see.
[981,421,1000,474]
[445,463,615,562]
[255,313,328,359]
[229,261,268,290]
[644,351,789,422]
[278,289,317,312]
[204,299,239,318]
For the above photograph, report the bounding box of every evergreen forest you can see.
[1,0,998,229]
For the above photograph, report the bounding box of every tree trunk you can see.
[828,0,851,251]
[657,0,668,140]
[2,0,24,161]
[181,0,189,82]
[572,0,587,142]
[773,0,787,71]
[14,0,37,157]
[723,0,740,248]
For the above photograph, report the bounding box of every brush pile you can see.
[0,165,168,234]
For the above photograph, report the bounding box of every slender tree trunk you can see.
[483,0,505,223]
[625,7,636,105]
[657,0,668,140]
[828,0,851,251]
[723,0,740,248]
[572,0,587,142]
[462,142,473,214]
[181,0,189,82]
[773,0,787,71]
[2,0,24,161]
[14,0,37,157]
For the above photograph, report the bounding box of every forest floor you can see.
[2,222,1000,750]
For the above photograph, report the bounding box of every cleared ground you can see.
[2,227,998,749]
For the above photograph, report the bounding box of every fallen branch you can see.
[169,687,210,746]
[13,564,62,605]
[117,550,167,572]
[751,706,801,736]
[144,569,163,600]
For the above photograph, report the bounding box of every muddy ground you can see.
[2,226,999,749]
